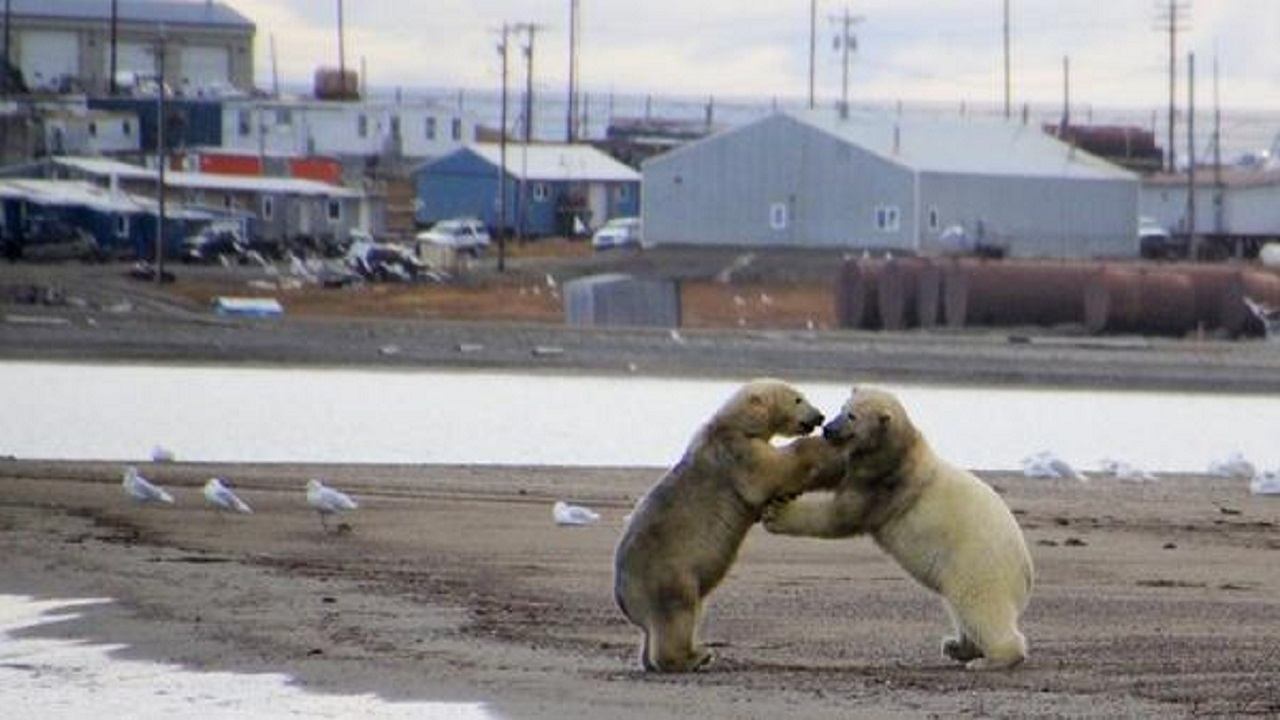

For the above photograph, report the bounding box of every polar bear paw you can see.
[942,636,983,663]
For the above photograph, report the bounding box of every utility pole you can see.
[3,0,13,96]
[1003,0,1011,119]
[1060,55,1069,135]
[1187,51,1197,260]
[829,6,864,120]
[270,33,279,97]
[566,0,580,142]
[513,22,542,244]
[496,23,510,271]
[1212,48,1226,245]
[1155,0,1190,172]
[109,0,119,95]
[808,0,817,109]
[337,0,347,97]
[154,30,168,283]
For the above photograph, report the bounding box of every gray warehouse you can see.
[642,110,1140,259]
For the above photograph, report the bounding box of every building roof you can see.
[769,110,1136,182]
[467,143,640,183]
[0,178,213,219]
[7,0,253,28]
[1143,166,1280,190]
[52,156,362,198]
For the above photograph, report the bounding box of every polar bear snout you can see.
[797,409,825,434]
[822,414,851,441]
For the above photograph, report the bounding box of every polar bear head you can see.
[821,386,920,459]
[714,378,825,440]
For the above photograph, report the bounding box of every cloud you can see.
[224,0,1280,110]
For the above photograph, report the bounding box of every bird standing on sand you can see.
[203,478,253,515]
[306,479,358,532]
[122,466,175,505]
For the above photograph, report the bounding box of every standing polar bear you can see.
[614,379,834,672]
[765,386,1034,670]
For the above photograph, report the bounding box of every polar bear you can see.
[764,386,1034,670]
[613,379,836,672]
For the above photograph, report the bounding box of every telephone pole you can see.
[109,0,119,94]
[1003,0,1011,119]
[1187,51,1197,259]
[496,24,510,271]
[808,0,817,109]
[154,30,168,283]
[1155,1,1190,172]
[336,0,347,94]
[1059,55,1070,134]
[829,6,864,119]
[1212,48,1225,242]
[566,0,580,142]
[514,23,543,243]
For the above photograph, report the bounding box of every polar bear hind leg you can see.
[949,593,1026,670]
[646,589,714,672]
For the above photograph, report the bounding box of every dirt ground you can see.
[2,460,1278,718]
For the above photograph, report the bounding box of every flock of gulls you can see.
[1019,450,1280,495]
[122,466,360,532]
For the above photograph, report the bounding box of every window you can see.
[262,196,274,221]
[617,184,630,200]
[275,108,292,126]
[875,205,901,232]
[769,202,788,230]
[115,215,129,238]
[424,116,437,140]
[327,200,342,222]
[928,206,939,232]
[238,110,251,136]
[88,122,98,137]
[223,194,234,210]
[531,182,550,202]
[122,120,132,136]
[357,115,368,138]
[450,117,462,141]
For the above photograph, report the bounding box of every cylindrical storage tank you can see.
[915,259,943,329]
[1181,265,1247,335]
[876,257,931,331]
[1241,269,1280,306]
[943,260,1097,328]
[1084,267,1197,336]
[833,258,882,329]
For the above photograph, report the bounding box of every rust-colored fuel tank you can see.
[834,258,882,329]
[875,257,941,330]
[1179,265,1248,335]
[941,259,1099,328]
[1083,267,1198,336]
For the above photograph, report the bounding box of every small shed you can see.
[563,273,681,328]
[414,143,640,237]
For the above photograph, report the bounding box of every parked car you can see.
[18,219,102,262]
[416,217,491,256]
[181,222,247,264]
[1138,217,1185,259]
[591,217,642,250]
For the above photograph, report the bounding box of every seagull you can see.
[122,466,174,505]
[203,478,253,516]
[553,501,600,527]
[306,479,358,532]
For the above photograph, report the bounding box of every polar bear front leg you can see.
[762,491,863,538]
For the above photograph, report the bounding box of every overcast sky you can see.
[227,1,1280,111]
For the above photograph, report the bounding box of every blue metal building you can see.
[413,143,640,236]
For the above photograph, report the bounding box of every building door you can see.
[180,47,231,88]
[18,31,77,90]
[587,183,608,230]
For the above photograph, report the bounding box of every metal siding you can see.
[921,173,1138,258]
[644,114,915,249]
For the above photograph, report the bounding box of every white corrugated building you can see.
[642,110,1141,258]
[3,0,254,94]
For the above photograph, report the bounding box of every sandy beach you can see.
[2,460,1278,718]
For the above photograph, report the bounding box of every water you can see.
[2,361,1278,473]
[0,595,495,720]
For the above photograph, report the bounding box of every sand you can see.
[2,460,1278,718]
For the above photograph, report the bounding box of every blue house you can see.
[413,143,640,237]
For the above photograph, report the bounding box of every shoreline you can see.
[2,460,1278,718]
